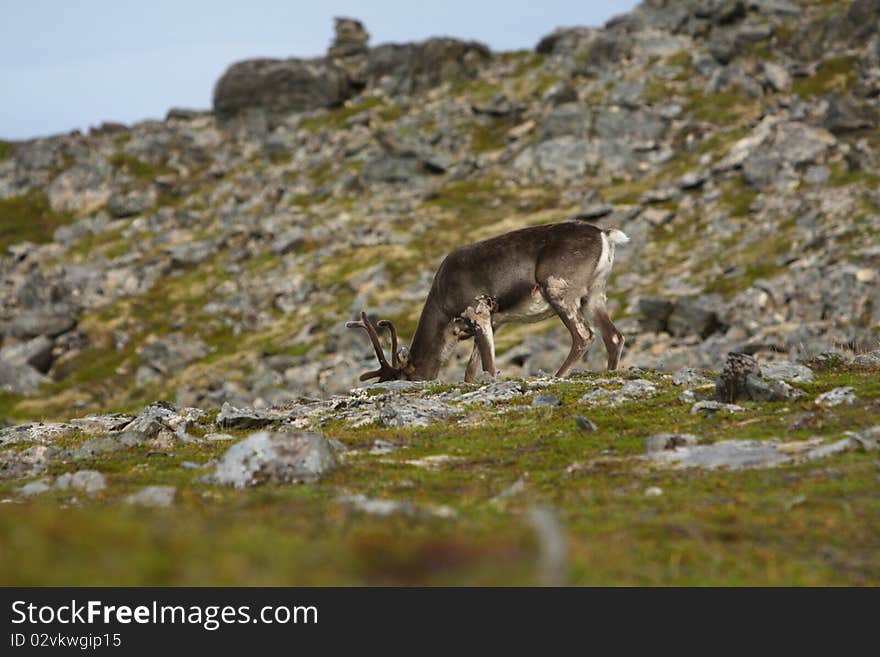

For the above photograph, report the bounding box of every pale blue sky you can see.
[0,0,639,140]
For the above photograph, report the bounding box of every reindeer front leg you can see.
[461,296,497,381]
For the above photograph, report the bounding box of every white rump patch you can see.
[605,229,630,246]
[595,232,614,280]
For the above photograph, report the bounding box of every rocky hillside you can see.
[1,2,879,419]
[2,0,880,586]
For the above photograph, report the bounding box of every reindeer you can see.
[347,220,629,383]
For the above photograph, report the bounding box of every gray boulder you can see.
[668,297,724,339]
[125,485,176,508]
[139,333,207,376]
[638,296,674,333]
[108,189,156,218]
[216,402,289,430]
[54,470,106,495]
[1,306,77,340]
[743,375,804,402]
[647,440,789,469]
[365,38,491,95]
[0,336,54,394]
[761,362,813,383]
[539,103,593,141]
[208,430,336,488]
[213,58,353,119]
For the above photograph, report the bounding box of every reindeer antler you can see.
[346,311,401,381]
[377,319,399,368]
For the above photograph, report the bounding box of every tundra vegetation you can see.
[1,0,879,584]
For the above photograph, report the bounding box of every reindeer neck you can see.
[404,294,452,381]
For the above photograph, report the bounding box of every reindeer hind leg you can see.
[541,277,595,378]
[593,306,625,370]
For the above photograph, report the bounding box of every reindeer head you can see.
[346,311,409,382]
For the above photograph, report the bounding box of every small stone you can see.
[17,480,51,497]
[204,433,236,441]
[369,439,398,455]
[677,171,707,190]
[679,390,697,403]
[532,394,561,407]
[644,486,663,497]
[815,387,857,408]
[573,416,597,432]
[125,485,176,508]
[691,400,745,415]
[641,207,675,227]
[763,61,791,92]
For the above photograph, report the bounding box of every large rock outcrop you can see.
[213,19,492,119]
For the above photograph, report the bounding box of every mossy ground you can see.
[1,364,878,585]
[0,191,73,251]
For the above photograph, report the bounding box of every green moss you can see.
[0,190,74,251]
[0,140,14,160]
[450,78,502,103]
[533,73,563,97]
[643,78,672,104]
[2,364,879,585]
[703,260,787,298]
[697,127,749,155]
[65,224,129,260]
[470,116,516,153]
[0,391,26,422]
[300,97,384,133]
[792,55,858,98]
[719,179,758,216]
[686,89,760,125]
[109,152,170,180]
[827,162,880,188]
[378,104,404,123]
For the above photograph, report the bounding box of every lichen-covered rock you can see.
[17,480,52,497]
[53,470,106,495]
[743,375,804,402]
[208,431,336,488]
[691,400,745,415]
[215,402,288,430]
[672,367,711,387]
[0,422,78,447]
[125,485,176,508]
[646,440,790,469]
[815,387,857,408]
[760,362,814,383]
